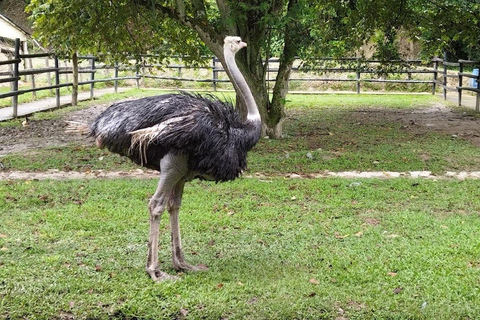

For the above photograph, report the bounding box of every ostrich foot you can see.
[173,261,209,272]
[146,268,179,282]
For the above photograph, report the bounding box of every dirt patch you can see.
[0,104,107,156]
[352,104,480,147]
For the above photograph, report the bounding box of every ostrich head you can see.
[224,36,247,54]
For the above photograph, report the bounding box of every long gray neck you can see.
[224,47,261,122]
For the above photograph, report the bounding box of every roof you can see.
[0,13,30,41]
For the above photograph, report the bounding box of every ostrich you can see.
[83,36,261,281]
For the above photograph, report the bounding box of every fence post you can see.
[442,53,448,100]
[45,55,53,94]
[24,41,36,100]
[71,52,78,106]
[432,59,438,94]
[458,60,463,106]
[356,58,361,94]
[212,57,217,92]
[54,55,61,108]
[90,57,95,100]
[135,60,140,89]
[114,62,119,93]
[476,72,480,112]
[177,57,182,79]
[12,38,20,118]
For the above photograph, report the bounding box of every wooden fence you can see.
[2,38,480,119]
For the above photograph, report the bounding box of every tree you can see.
[28,0,308,137]
[409,0,480,60]
[27,0,480,137]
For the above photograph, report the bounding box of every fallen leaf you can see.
[0,234,7,239]
[387,272,397,277]
[307,292,317,298]
[69,301,75,308]
[95,264,102,272]
[334,232,349,239]
[247,297,258,304]
[309,278,320,285]
[0,247,8,252]
[386,234,400,238]
[354,231,364,237]
[257,239,266,246]
[217,283,224,289]
[393,287,403,294]
[179,308,189,317]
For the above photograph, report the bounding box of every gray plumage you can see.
[90,92,261,181]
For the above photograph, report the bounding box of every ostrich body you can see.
[89,37,261,281]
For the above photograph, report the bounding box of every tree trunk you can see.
[267,0,301,139]
[71,51,78,106]
[232,39,288,138]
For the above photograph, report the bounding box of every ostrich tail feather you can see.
[65,121,91,135]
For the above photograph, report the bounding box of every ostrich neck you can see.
[224,47,261,122]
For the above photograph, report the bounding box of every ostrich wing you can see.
[128,95,251,181]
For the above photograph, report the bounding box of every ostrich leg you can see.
[146,154,187,281]
[169,180,208,271]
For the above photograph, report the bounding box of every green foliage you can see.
[26,0,209,63]
[411,0,480,60]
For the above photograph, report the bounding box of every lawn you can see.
[1,178,480,319]
[1,92,480,319]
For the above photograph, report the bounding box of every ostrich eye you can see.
[236,40,241,44]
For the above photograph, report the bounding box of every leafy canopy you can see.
[27,0,209,63]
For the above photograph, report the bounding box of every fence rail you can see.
[1,38,480,119]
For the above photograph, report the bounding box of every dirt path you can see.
[2,169,480,180]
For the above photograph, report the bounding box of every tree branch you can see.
[151,2,223,57]
[191,0,207,19]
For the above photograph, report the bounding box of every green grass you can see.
[3,92,480,174]
[1,93,480,318]
[1,178,480,319]
[0,146,136,172]
[251,97,480,174]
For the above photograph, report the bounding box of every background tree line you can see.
[26,0,480,137]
